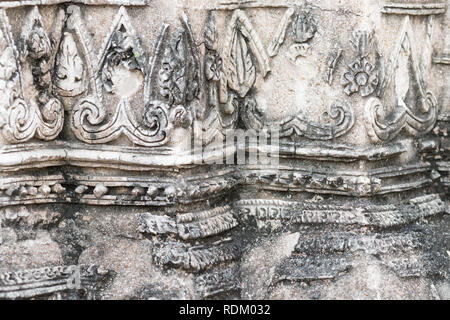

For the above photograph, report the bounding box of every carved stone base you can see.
[0,0,449,300]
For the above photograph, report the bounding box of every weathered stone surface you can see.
[0,0,448,300]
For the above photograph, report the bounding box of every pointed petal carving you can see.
[0,9,63,144]
[364,16,437,143]
[242,97,355,140]
[70,7,198,147]
[223,10,270,99]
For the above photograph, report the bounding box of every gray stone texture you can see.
[0,0,449,300]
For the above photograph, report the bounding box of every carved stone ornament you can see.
[364,16,437,143]
[68,6,202,147]
[0,0,448,302]
[0,8,64,144]
[341,29,379,97]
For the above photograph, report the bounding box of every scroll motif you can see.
[151,12,202,129]
[0,8,63,144]
[364,16,437,143]
[69,6,197,147]
[242,99,355,140]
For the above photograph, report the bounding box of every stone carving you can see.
[138,206,238,240]
[68,6,200,147]
[383,253,449,278]
[273,140,407,161]
[237,194,445,228]
[0,169,239,207]
[0,9,64,144]
[218,8,356,140]
[242,168,382,196]
[294,232,432,255]
[0,160,435,206]
[277,227,446,283]
[276,255,352,282]
[0,1,150,7]
[341,29,379,97]
[364,16,437,143]
[381,2,447,15]
[219,9,270,120]
[267,8,295,57]
[204,13,222,110]
[342,56,379,96]
[325,47,343,85]
[152,239,240,272]
[0,265,112,299]
[242,99,355,140]
[433,30,450,65]
[54,32,87,97]
[21,7,53,97]
[50,5,92,107]
[0,1,448,301]
[267,6,317,61]
[227,21,256,98]
[286,7,317,62]
[139,206,239,276]
[433,51,450,65]
[198,12,228,144]
[291,8,317,44]
[0,159,435,206]
[195,265,240,298]
[223,9,270,99]
[101,22,145,97]
[157,14,200,109]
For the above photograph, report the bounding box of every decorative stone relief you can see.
[287,7,317,63]
[0,0,448,302]
[69,6,196,147]
[0,265,112,299]
[242,99,355,140]
[0,8,64,144]
[364,16,437,143]
[341,29,379,97]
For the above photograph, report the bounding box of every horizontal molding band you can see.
[381,2,447,15]
[0,161,435,207]
[0,140,410,172]
[249,141,407,162]
[0,143,235,172]
[0,0,149,8]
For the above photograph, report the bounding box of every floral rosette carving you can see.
[341,30,379,97]
[341,57,379,97]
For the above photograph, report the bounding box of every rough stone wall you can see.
[0,0,449,300]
